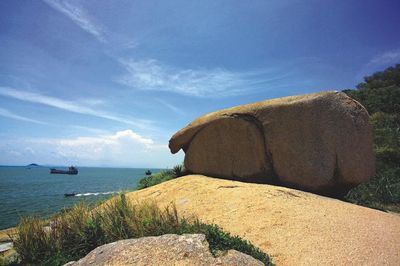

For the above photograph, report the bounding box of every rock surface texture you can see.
[169,91,375,194]
[65,234,263,266]
[125,175,400,266]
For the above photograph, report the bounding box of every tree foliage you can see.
[357,64,400,90]
[343,64,400,114]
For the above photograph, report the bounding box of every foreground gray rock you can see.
[65,234,263,266]
[169,91,375,195]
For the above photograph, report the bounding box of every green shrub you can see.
[12,195,272,265]
[172,164,186,177]
[343,85,400,114]
[136,170,174,189]
[137,164,186,189]
[371,112,400,166]
[191,223,271,265]
[345,168,400,209]
[343,64,400,114]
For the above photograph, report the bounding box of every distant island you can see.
[26,163,41,167]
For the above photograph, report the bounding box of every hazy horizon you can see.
[0,164,167,168]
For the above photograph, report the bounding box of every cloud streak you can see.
[367,49,400,67]
[43,1,292,98]
[0,107,46,124]
[154,98,185,115]
[355,48,400,82]
[0,86,153,129]
[116,59,291,97]
[43,0,105,42]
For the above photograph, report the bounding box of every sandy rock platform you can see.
[126,175,400,266]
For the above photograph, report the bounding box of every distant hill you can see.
[27,163,41,167]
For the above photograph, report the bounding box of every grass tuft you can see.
[13,217,53,264]
[137,163,186,189]
[12,194,273,265]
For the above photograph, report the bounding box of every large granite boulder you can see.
[65,234,263,266]
[169,91,375,194]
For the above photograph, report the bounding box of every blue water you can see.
[0,166,162,229]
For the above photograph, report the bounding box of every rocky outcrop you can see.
[125,175,400,266]
[169,91,375,194]
[65,234,263,266]
[185,117,273,181]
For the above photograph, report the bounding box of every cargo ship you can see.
[50,166,78,175]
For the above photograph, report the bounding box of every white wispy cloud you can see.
[43,1,287,98]
[69,125,109,135]
[355,49,400,82]
[77,98,106,106]
[367,49,400,67]
[0,86,153,129]
[0,107,46,124]
[115,59,291,97]
[123,40,139,49]
[0,130,183,167]
[43,0,105,42]
[154,98,184,115]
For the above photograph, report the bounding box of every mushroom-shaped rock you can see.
[169,91,375,195]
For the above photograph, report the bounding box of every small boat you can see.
[50,166,78,175]
[64,193,76,197]
[145,170,152,176]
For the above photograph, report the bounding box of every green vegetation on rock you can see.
[344,64,400,211]
[137,164,186,189]
[11,194,272,266]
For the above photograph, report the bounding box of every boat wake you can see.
[74,191,117,197]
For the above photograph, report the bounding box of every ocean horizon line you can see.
[0,164,168,169]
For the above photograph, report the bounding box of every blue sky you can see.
[0,0,399,167]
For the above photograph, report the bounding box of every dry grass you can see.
[11,194,272,266]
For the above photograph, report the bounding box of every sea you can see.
[0,166,163,230]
